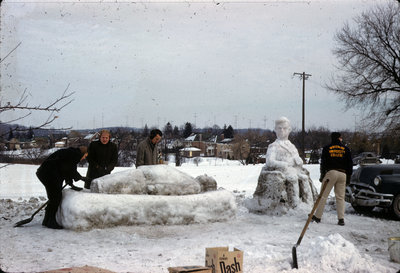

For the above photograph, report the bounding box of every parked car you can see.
[395,155,400,164]
[345,164,400,220]
[352,152,381,166]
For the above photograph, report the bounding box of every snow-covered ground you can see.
[0,159,399,272]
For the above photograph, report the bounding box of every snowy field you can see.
[0,159,399,273]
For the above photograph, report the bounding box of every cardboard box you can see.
[168,266,212,273]
[205,247,243,273]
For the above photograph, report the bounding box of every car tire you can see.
[351,204,374,214]
[391,194,400,220]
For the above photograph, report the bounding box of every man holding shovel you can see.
[312,132,353,226]
[36,146,89,229]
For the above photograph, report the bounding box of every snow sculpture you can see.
[195,174,217,192]
[245,117,317,215]
[58,165,228,230]
[90,165,204,195]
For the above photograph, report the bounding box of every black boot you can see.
[42,208,50,226]
[84,180,91,189]
[311,215,321,223]
[45,217,63,229]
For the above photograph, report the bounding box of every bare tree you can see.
[326,2,400,131]
[1,42,75,138]
[232,135,250,165]
[0,85,74,137]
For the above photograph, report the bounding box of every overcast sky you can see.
[0,0,384,131]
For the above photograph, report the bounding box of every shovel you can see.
[14,183,70,228]
[292,179,329,269]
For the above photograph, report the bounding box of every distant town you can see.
[1,122,399,166]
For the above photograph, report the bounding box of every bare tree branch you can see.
[0,84,75,138]
[0,42,22,64]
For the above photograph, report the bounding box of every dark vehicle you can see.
[352,152,381,166]
[395,155,400,164]
[345,164,400,220]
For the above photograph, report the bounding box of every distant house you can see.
[84,132,100,143]
[167,139,184,150]
[220,138,233,144]
[180,147,201,158]
[184,134,197,142]
[7,138,21,150]
[217,143,234,159]
[55,141,66,148]
[183,133,236,159]
[206,144,216,157]
[250,145,268,163]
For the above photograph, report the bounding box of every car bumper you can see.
[345,186,393,207]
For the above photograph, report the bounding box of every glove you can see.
[66,179,73,186]
[80,176,91,183]
[70,184,83,191]
[319,170,326,183]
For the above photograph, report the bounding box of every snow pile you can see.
[58,189,236,231]
[298,234,390,272]
[91,165,202,195]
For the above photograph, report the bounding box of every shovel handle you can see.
[292,180,329,269]
[296,179,329,245]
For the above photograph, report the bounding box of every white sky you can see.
[0,0,385,130]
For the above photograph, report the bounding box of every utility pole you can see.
[293,71,311,162]
[263,115,267,129]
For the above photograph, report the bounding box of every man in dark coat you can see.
[85,129,118,189]
[136,129,162,168]
[36,146,88,229]
[313,132,353,226]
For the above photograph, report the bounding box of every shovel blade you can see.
[292,244,299,269]
[14,217,33,227]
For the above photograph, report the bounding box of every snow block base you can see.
[58,189,237,231]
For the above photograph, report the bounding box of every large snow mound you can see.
[58,189,236,231]
[91,165,201,195]
[296,233,390,272]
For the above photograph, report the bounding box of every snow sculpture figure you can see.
[246,117,317,215]
[90,165,217,195]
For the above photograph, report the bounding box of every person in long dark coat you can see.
[36,146,88,229]
[85,129,118,188]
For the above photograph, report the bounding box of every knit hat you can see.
[331,132,341,141]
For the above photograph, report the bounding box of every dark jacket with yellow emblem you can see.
[320,139,353,182]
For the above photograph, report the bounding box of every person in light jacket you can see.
[312,132,353,226]
[136,129,162,168]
